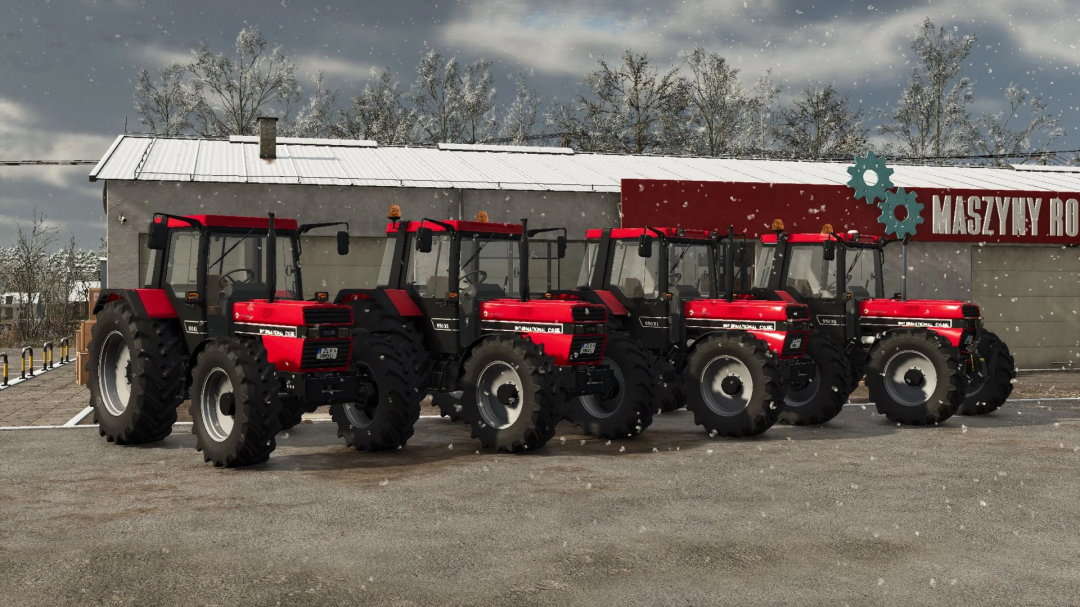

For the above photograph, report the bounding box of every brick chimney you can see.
[258,116,278,159]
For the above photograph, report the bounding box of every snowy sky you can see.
[1,0,1078,249]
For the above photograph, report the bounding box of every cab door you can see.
[780,243,848,345]
[404,233,460,353]
[606,238,670,350]
[156,228,209,351]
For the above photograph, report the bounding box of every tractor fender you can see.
[687,328,780,359]
[93,288,179,319]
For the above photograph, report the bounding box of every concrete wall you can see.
[881,241,973,302]
[104,180,619,290]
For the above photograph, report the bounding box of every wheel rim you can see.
[882,350,938,407]
[98,330,132,417]
[700,355,754,416]
[200,368,235,442]
[784,365,821,408]
[343,361,379,428]
[579,357,625,419]
[475,361,524,430]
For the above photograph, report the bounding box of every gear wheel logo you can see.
[846,151,895,204]
[877,187,924,239]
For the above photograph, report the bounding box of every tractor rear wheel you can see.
[779,333,849,426]
[189,338,282,467]
[958,331,1015,416]
[683,331,781,438]
[565,334,656,439]
[458,334,558,452]
[865,329,964,425]
[331,333,422,451]
[88,300,184,445]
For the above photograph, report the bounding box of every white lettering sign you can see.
[929,193,1067,240]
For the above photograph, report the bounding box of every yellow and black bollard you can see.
[20,347,33,379]
[1,353,7,387]
[43,341,53,371]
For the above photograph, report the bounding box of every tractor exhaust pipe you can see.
[519,218,529,302]
[725,226,736,302]
[267,212,277,303]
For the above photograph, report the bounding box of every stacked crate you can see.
[75,287,100,386]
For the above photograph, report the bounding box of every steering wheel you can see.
[460,270,487,287]
[219,268,256,287]
[669,273,683,286]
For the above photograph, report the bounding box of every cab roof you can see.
[386,219,522,235]
[156,214,299,230]
[760,232,885,244]
[585,227,713,240]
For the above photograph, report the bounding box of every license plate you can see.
[579,342,597,355]
[316,347,339,361]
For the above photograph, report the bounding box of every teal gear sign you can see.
[877,187,924,239]
[846,151,894,204]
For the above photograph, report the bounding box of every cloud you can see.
[295,55,378,82]
[0,98,115,189]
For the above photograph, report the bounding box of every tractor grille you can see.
[962,305,980,318]
[303,307,352,326]
[568,336,605,364]
[300,339,352,369]
[571,305,605,323]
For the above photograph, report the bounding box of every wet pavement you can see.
[1,401,1078,606]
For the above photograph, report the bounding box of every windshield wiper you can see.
[458,234,498,272]
[208,229,256,271]
[669,245,692,275]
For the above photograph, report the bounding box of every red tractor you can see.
[751,224,1015,425]
[87,213,369,467]
[331,209,624,453]
[548,226,814,438]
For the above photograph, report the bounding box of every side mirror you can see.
[416,227,434,253]
[556,236,567,259]
[638,234,653,258]
[148,222,168,251]
[823,240,836,261]
[336,231,350,255]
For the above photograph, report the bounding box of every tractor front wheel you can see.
[779,333,849,426]
[958,331,1015,416]
[683,331,781,438]
[564,334,656,439]
[88,300,184,445]
[459,334,558,452]
[865,329,964,425]
[331,333,422,451]
[189,338,282,467]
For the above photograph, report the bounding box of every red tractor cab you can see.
[333,210,618,453]
[88,213,362,466]
[752,224,1015,424]
[554,226,813,438]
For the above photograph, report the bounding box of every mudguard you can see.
[93,289,178,318]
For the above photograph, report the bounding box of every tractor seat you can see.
[790,278,814,299]
[426,275,450,299]
[848,285,871,299]
[621,278,645,299]
[698,276,711,294]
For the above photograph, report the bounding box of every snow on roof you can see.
[88,134,1080,194]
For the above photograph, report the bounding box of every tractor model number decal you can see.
[183,320,207,334]
[431,318,458,332]
[816,315,844,326]
[639,316,669,329]
[316,347,339,361]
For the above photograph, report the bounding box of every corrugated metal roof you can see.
[88,134,1080,194]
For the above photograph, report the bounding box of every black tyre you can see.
[87,300,185,445]
[433,391,464,422]
[331,333,422,451]
[278,397,307,431]
[844,345,867,392]
[778,333,849,426]
[865,329,965,425]
[958,331,1015,416]
[458,334,558,452]
[652,353,685,413]
[189,338,282,467]
[564,334,656,439]
[348,298,427,376]
[683,331,782,438]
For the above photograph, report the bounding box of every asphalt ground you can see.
[2,400,1079,606]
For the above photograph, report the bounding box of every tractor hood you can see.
[684,299,808,324]
[480,300,607,324]
[860,299,980,321]
[232,299,353,327]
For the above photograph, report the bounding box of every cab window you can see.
[610,239,660,299]
[784,245,838,299]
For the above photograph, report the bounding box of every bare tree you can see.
[549,50,689,154]
[412,50,466,144]
[879,18,976,159]
[459,59,497,144]
[134,64,198,136]
[499,72,542,145]
[772,85,869,159]
[188,26,301,137]
[747,69,782,154]
[681,47,752,156]
[283,71,340,138]
[969,84,1064,164]
[336,68,415,144]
